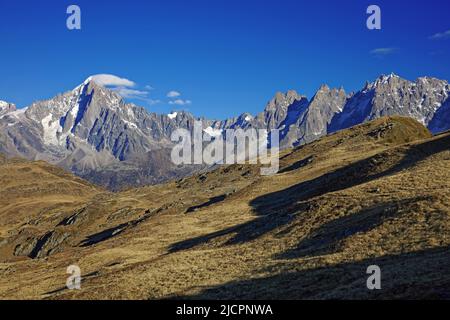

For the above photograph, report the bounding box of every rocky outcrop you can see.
[0,101,16,116]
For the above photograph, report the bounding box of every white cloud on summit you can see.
[90,74,136,87]
[88,74,160,105]
[86,74,184,107]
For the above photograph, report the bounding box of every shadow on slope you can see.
[173,245,450,300]
[168,133,449,253]
[277,196,432,259]
[251,133,449,216]
[186,194,228,213]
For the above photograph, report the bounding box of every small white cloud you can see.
[90,74,135,87]
[429,30,450,40]
[113,87,161,105]
[113,87,148,99]
[370,48,397,55]
[168,99,192,106]
[145,85,155,90]
[148,99,161,105]
[167,91,181,98]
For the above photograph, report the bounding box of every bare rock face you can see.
[0,74,449,190]
[279,85,347,148]
[0,101,16,116]
[429,99,450,134]
[13,237,38,257]
[13,231,71,259]
[329,74,449,133]
[257,90,309,129]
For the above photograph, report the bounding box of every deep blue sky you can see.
[1,0,449,119]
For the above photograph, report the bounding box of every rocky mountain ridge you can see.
[0,73,449,189]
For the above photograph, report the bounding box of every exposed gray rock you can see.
[280,85,346,148]
[28,231,71,259]
[429,98,450,134]
[13,237,38,257]
[13,230,70,259]
[0,101,16,116]
[329,74,449,133]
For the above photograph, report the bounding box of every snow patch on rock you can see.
[41,114,63,146]
[203,126,223,137]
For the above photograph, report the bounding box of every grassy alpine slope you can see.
[0,116,449,299]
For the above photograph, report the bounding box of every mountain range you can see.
[1,73,449,190]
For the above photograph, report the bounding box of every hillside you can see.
[0,156,102,260]
[0,116,449,299]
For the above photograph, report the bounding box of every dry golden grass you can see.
[0,116,449,299]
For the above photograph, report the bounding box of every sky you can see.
[1,0,450,119]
